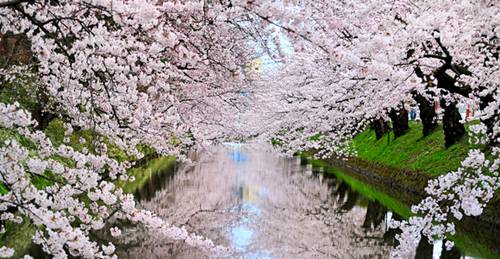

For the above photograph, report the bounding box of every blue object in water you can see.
[231,151,248,163]
[231,225,253,250]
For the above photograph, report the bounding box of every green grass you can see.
[44,119,131,162]
[0,219,36,258]
[303,154,499,259]
[352,122,477,176]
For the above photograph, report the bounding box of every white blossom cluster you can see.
[0,103,226,258]
[390,147,499,258]
[0,0,265,157]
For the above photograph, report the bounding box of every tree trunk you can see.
[389,107,409,139]
[362,200,387,229]
[415,236,433,259]
[32,87,55,131]
[32,105,55,131]
[478,92,498,147]
[433,65,466,147]
[414,93,437,136]
[371,118,388,140]
[441,100,465,147]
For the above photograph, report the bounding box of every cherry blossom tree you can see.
[240,0,499,258]
[0,0,498,258]
[0,0,268,257]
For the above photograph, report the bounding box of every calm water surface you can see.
[113,144,497,259]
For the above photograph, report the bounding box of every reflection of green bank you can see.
[301,154,499,259]
[118,156,176,194]
[126,156,178,201]
[307,157,411,218]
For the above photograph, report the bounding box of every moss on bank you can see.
[0,117,175,257]
[352,122,477,176]
[44,119,131,162]
[0,220,36,258]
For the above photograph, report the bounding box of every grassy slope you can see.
[0,118,173,257]
[352,122,475,176]
[304,155,498,259]
[349,123,500,258]
[0,67,175,256]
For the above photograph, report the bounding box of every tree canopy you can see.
[0,0,498,258]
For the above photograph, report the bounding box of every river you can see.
[110,144,499,259]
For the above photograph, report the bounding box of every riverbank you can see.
[301,122,476,203]
[299,122,500,257]
[351,122,499,222]
[300,154,500,258]
[0,117,176,258]
[302,121,499,222]
[352,122,475,176]
[0,154,176,259]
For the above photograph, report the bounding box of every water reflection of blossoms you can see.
[113,146,398,258]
